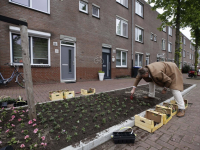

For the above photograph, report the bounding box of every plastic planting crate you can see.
[155,105,172,124]
[135,110,163,133]
[112,127,136,144]
[163,102,178,117]
[49,91,63,101]
[63,90,75,99]
[81,88,95,95]
[170,99,188,109]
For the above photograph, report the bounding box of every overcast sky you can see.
[145,1,192,40]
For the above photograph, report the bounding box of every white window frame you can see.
[135,52,143,67]
[168,42,172,52]
[79,0,88,14]
[9,0,50,14]
[135,0,144,17]
[150,32,154,40]
[168,26,172,36]
[190,42,191,49]
[116,0,128,8]
[9,26,51,66]
[162,39,166,50]
[154,34,157,42]
[135,26,143,43]
[116,49,128,67]
[162,26,166,32]
[116,16,128,38]
[184,37,186,45]
[92,4,100,18]
[192,54,193,60]
[190,53,191,59]
[146,55,150,66]
[183,50,186,57]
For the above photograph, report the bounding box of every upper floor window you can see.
[183,37,186,45]
[116,0,128,8]
[168,42,172,52]
[92,5,100,18]
[190,42,192,49]
[154,34,157,42]
[162,39,166,50]
[116,17,128,38]
[135,1,143,17]
[135,26,143,43]
[150,33,154,40]
[10,0,50,14]
[168,26,172,36]
[162,26,166,32]
[79,0,88,14]
[183,50,186,57]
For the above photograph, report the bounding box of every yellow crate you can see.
[63,90,75,99]
[170,99,188,109]
[81,88,95,95]
[49,91,63,101]
[163,103,178,117]
[135,110,163,133]
[155,105,172,124]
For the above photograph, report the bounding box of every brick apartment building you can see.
[0,0,196,84]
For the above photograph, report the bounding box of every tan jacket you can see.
[133,62,183,91]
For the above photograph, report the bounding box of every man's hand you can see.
[162,88,167,94]
[131,87,136,95]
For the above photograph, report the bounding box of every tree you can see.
[148,0,187,67]
[183,0,200,76]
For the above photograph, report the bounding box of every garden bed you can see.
[0,84,191,150]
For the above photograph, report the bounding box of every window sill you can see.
[162,49,166,51]
[9,1,50,14]
[79,10,89,15]
[116,66,128,68]
[11,63,51,67]
[135,40,144,44]
[135,13,144,19]
[92,15,100,19]
[116,1,128,9]
[116,34,128,39]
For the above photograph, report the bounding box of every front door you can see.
[102,48,111,79]
[61,45,75,82]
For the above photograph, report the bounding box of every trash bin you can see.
[132,66,141,78]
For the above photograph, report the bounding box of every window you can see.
[135,53,143,67]
[168,42,172,52]
[192,54,193,60]
[183,50,186,57]
[162,39,166,50]
[154,34,157,42]
[116,17,128,38]
[10,27,50,66]
[146,55,150,65]
[116,0,128,8]
[162,26,166,32]
[135,1,143,17]
[79,0,88,13]
[116,50,127,67]
[168,26,172,36]
[92,5,100,18]
[135,27,143,43]
[184,37,186,45]
[190,53,191,59]
[10,0,49,13]
[150,33,153,40]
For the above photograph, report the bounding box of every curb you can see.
[61,84,196,150]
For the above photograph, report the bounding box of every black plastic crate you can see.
[112,132,136,144]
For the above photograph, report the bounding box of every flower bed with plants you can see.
[0,84,191,150]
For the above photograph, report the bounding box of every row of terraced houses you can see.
[0,0,197,84]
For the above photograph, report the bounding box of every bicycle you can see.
[0,63,25,88]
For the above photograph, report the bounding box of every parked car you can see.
[188,68,200,77]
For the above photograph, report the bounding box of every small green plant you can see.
[85,123,89,126]
[98,70,104,73]
[130,107,134,110]
[66,135,72,142]
[7,137,18,145]
[44,124,48,128]
[74,132,78,136]
[95,125,100,128]
[59,118,64,122]
[21,123,25,128]
[55,135,60,140]
[82,127,86,133]
[72,126,77,130]
[79,114,82,118]
[50,129,54,133]
[102,118,106,124]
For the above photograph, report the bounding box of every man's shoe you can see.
[177,109,185,117]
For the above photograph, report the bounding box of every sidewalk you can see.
[93,75,200,150]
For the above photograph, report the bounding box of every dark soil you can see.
[0,84,192,150]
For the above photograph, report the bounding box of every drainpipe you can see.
[131,0,134,77]
[167,26,169,61]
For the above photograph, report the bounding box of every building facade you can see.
[0,0,195,84]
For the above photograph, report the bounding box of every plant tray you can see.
[63,90,75,99]
[155,105,172,124]
[135,110,163,133]
[14,101,27,107]
[163,102,178,117]
[81,88,96,95]
[49,91,63,101]
[170,99,188,109]
[112,132,136,144]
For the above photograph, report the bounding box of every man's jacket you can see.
[133,62,183,91]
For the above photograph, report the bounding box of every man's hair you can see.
[138,67,149,76]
